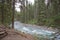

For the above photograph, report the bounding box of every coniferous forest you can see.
[0,0,60,28]
[0,0,60,40]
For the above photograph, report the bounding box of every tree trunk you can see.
[1,0,4,24]
[12,0,15,28]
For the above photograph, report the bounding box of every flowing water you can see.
[10,21,60,40]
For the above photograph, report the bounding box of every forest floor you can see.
[1,28,34,40]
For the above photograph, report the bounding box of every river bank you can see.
[1,28,34,40]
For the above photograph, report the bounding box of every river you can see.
[10,21,60,40]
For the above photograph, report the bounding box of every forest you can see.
[0,0,60,40]
[0,0,60,28]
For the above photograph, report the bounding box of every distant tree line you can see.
[16,0,60,28]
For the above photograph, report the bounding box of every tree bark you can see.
[12,0,15,28]
[1,0,4,24]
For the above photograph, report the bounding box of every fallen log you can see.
[0,25,8,39]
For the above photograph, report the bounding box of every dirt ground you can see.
[1,28,34,40]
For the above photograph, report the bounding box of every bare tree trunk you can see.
[1,0,4,24]
[12,0,15,28]
[34,0,38,20]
